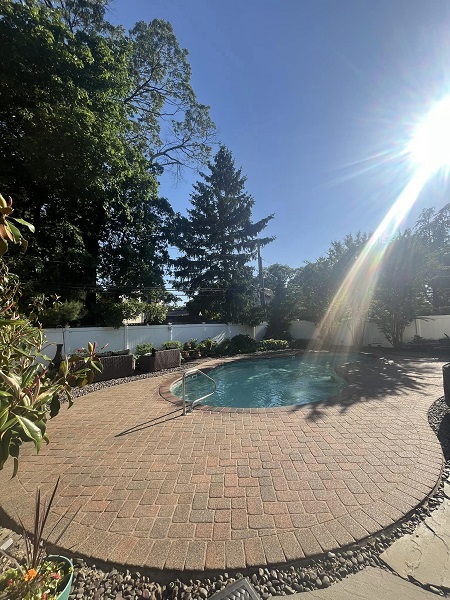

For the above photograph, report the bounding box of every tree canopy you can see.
[0,0,215,323]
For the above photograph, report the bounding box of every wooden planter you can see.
[136,349,181,373]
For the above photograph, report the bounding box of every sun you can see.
[408,94,450,175]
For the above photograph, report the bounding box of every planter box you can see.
[96,354,134,381]
[136,349,181,373]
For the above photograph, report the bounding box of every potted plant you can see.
[0,479,74,600]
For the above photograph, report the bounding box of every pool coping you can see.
[159,350,376,413]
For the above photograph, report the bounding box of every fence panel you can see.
[43,322,257,358]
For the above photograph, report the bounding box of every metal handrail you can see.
[182,368,216,415]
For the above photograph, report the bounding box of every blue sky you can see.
[108,0,450,268]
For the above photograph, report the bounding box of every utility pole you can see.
[257,240,265,308]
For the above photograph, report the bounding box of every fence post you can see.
[63,325,70,356]
[168,322,173,342]
[123,324,129,351]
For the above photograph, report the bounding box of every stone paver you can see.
[380,478,450,589]
[0,355,444,574]
[273,566,439,600]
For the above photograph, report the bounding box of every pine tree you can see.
[173,146,274,323]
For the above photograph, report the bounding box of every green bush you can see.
[258,339,289,351]
[290,338,310,349]
[135,343,154,357]
[212,339,232,356]
[161,340,182,350]
[197,338,217,356]
[229,334,258,354]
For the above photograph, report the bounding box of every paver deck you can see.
[0,354,444,575]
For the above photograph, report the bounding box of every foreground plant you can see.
[0,196,101,475]
[0,478,73,600]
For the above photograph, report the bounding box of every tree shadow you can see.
[287,356,440,421]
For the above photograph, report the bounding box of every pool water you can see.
[171,353,369,409]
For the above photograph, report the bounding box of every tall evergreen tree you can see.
[173,146,274,323]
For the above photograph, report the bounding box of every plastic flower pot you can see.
[47,555,73,600]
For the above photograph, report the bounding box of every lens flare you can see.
[409,95,450,175]
[310,95,450,350]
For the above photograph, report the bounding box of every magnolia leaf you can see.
[49,395,61,418]
[6,220,23,243]
[0,410,9,430]
[10,217,35,232]
[16,416,43,451]
[0,371,21,395]
[0,318,25,325]
[0,237,7,257]
[0,416,17,433]
[11,345,33,358]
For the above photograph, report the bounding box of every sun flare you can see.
[311,96,450,350]
[409,94,450,176]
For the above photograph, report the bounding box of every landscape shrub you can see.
[135,343,154,357]
[212,339,232,356]
[289,338,310,349]
[229,334,258,354]
[197,338,217,356]
[258,339,289,351]
[161,340,182,350]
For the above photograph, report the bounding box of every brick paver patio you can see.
[0,355,444,574]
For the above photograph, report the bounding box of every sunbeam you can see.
[311,93,450,350]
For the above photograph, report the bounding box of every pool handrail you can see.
[182,368,216,415]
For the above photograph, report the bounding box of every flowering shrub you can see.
[0,559,69,600]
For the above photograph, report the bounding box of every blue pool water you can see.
[171,353,369,409]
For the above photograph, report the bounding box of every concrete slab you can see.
[273,567,437,600]
[381,499,450,590]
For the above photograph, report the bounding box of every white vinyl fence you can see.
[43,322,267,360]
[44,313,450,359]
[290,315,450,348]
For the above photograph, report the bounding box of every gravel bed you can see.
[1,384,450,599]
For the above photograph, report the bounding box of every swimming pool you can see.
[171,352,369,409]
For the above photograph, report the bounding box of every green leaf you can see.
[5,220,23,243]
[16,416,43,452]
[49,395,60,418]
[0,410,9,430]
[10,217,35,233]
